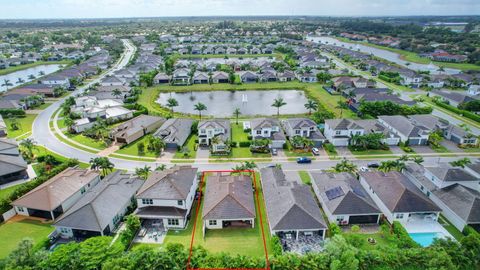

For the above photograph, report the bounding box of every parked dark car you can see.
[297,157,312,164]
[367,162,380,168]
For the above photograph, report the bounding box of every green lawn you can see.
[0,219,54,258]
[438,215,464,241]
[349,148,393,156]
[138,81,357,119]
[116,136,158,158]
[430,144,450,153]
[0,185,21,201]
[3,114,38,139]
[298,171,312,185]
[231,122,249,142]
[64,133,107,150]
[34,102,53,110]
[343,232,398,251]
[211,147,271,159]
[178,172,272,257]
[33,145,90,169]
[284,141,313,157]
[173,135,198,159]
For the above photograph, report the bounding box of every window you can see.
[17,206,24,213]
[355,131,361,135]
[112,214,121,225]
[142,199,153,205]
[256,130,262,135]
[395,213,404,219]
[167,219,179,226]
[177,200,183,206]
[209,220,217,226]
[295,130,300,135]
[80,187,86,194]
[420,185,424,190]
[335,130,341,135]
[60,228,69,234]
[427,191,430,197]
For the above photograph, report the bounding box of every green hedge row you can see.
[392,221,420,248]
[433,100,480,123]
[0,109,26,118]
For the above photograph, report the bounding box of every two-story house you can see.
[378,115,430,145]
[248,118,286,149]
[324,119,400,146]
[135,166,199,229]
[281,118,325,147]
[198,119,231,153]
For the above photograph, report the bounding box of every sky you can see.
[0,0,479,19]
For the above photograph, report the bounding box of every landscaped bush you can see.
[434,100,480,123]
[323,143,337,155]
[0,109,26,118]
[463,225,480,236]
[271,235,283,256]
[329,223,342,237]
[392,221,420,248]
[230,141,238,148]
[239,141,251,147]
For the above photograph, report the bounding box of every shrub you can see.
[392,221,420,248]
[271,235,283,256]
[329,223,342,237]
[351,225,360,233]
[0,109,26,118]
[239,141,251,147]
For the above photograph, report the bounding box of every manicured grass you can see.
[430,144,450,153]
[64,133,107,150]
[336,37,480,71]
[0,185,21,201]
[56,118,66,129]
[180,172,272,257]
[173,135,198,159]
[116,136,158,158]
[284,141,313,157]
[0,219,54,258]
[349,148,393,156]
[33,102,53,110]
[462,147,480,153]
[0,60,71,76]
[139,81,357,119]
[343,232,397,251]
[438,215,464,241]
[298,171,312,185]
[231,122,249,142]
[213,147,271,159]
[3,114,38,139]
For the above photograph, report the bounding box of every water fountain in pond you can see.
[242,93,248,103]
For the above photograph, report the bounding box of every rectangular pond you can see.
[157,90,309,117]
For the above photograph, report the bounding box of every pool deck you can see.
[404,219,453,241]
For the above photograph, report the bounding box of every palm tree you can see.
[16,78,25,84]
[412,156,424,165]
[336,100,348,118]
[194,102,207,120]
[28,74,36,80]
[89,157,114,176]
[89,157,101,171]
[378,160,396,172]
[271,97,287,117]
[19,138,36,160]
[155,164,167,171]
[112,88,123,99]
[304,99,318,115]
[233,107,241,125]
[166,98,179,114]
[438,66,445,74]
[38,71,45,76]
[135,166,151,180]
[1,79,12,90]
[332,159,358,174]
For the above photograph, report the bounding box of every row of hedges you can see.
[0,159,79,215]
[123,103,148,117]
[433,100,480,123]
[0,109,26,118]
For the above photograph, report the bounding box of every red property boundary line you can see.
[186,170,270,270]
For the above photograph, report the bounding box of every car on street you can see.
[271,148,278,155]
[367,162,380,168]
[312,148,320,156]
[297,157,312,164]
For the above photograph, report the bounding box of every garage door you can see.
[349,215,379,224]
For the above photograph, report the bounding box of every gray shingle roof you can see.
[110,115,165,141]
[433,184,480,223]
[425,165,479,182]
[379,115,430,137]
[260,167,326,231]
[202,173,255,220]
[153,118,193,146]
[359,171,440,213]
[137,166,198,200]
[54,171,143,232]
[311,172,380,215]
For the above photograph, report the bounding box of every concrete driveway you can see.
[440,140,464,153]
[411,146,436,154]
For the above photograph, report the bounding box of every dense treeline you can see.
[1,229,479,270]
[359,101,433,118]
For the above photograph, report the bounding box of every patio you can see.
[133,219,167,244]
[279,232,324,254]
[404,214,453,240]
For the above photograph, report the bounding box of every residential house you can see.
[135,166,199,229]
[198,119,231,153]
[153,118,194,149]
[110,115,165,144]
[296,70,319,83]
[39,74,70,88]
[311,172,382,225]
[282,118,325,147]
[378,115,430,145]
[172,68,191,85]
[193,72,209,84]
[259,71,277,82]
[239,71,258,83]
[408,114,478,145]
[248,118,286,149]
[324,118,400,146]
[359,171,441,225]
[261,167,327,239]
[398,69,423,87]
[404,163,480,232]
[12,167,100,220]
[0,115,6,137]
[53,171,143,239]
[430,90,478,107]
[211,71,229,83]
[154,73,171,84]
[277,71,296,82]
[0,138,28,185]
[203,173,255,231]
[100,76,124,86]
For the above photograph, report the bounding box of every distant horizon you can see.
[0,0,479,20]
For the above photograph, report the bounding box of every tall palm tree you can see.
[135,166,151,180]
[20,138,36,160]
[194,102,207,120]
[1,79,12,90]
[112,89,123,99]
[28,74,36,80]
[412,156,424,165]
[166,97,179,114]
[271,97,287,117]
[233,107,241,125]
[98,157,114,176]
[16,78,25,84]
[155,164,167,171]
[304,99,318,115]
[335,100,348,118]
[332,159,358,174]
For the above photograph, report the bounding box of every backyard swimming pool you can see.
[409,232,442,247]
